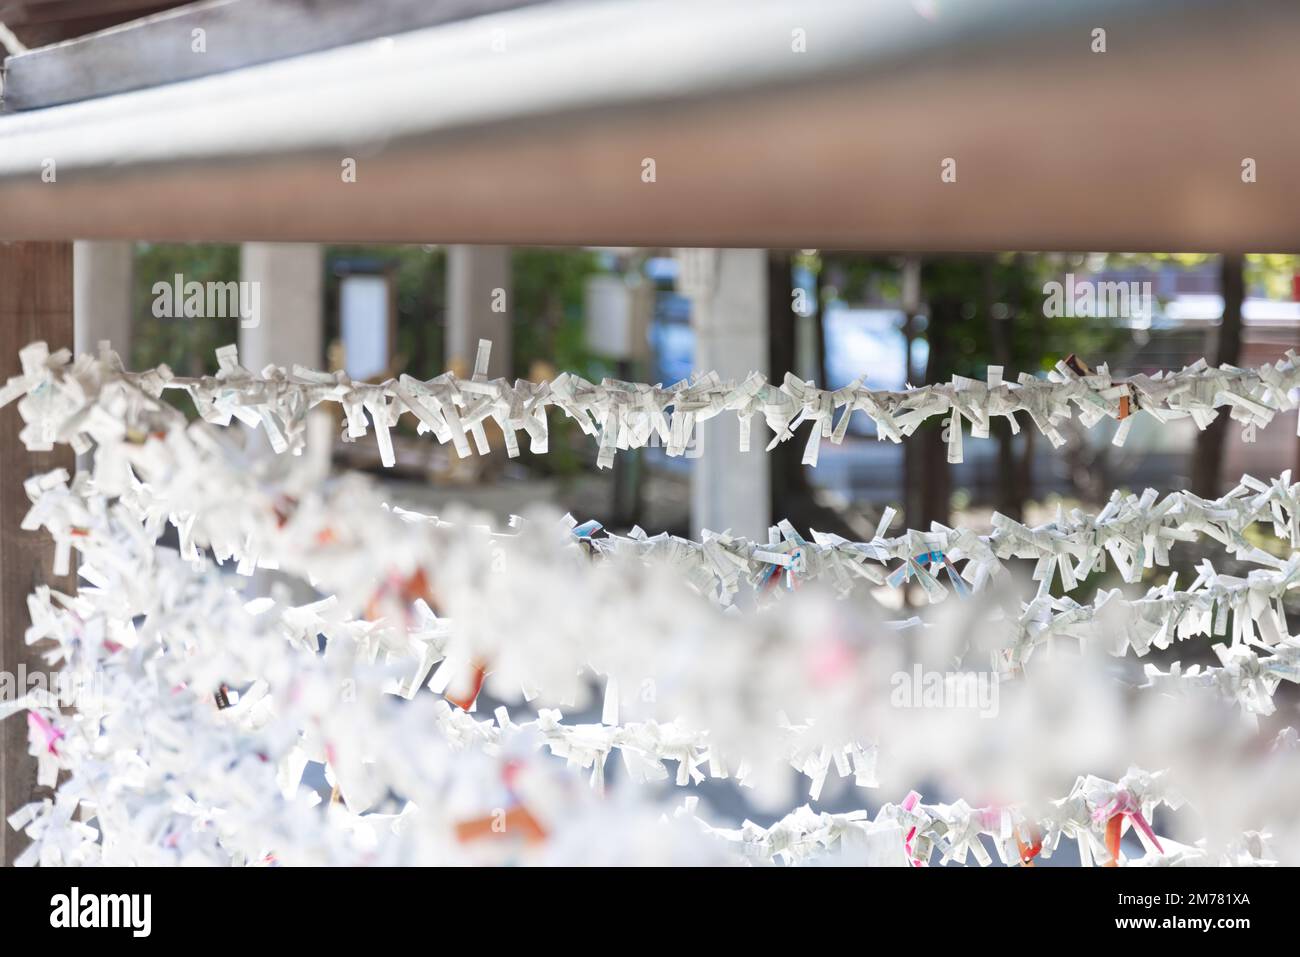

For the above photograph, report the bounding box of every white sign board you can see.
[340,274,390,380]
[585,274,649,361]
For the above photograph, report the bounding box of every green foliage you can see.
[510,248,604,476]
[813,252,1134,379]
[1245,254,1300,300]
[132,242,241,378]
[1106,251,1300,300]
[510,248,603,380]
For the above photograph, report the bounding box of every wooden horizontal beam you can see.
[0,0,1296,252]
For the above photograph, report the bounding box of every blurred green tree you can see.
[1106,253,1300,497]
[510,248,603,478]
[132,243,241,380]
[803,252,1131,526]
[510,248,602,381]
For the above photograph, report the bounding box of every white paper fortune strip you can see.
[17,382,1300,723]
[5,340,1299,866]
[10,524,1280,867]
[680,762,1280,867]
[6,339,1300,468]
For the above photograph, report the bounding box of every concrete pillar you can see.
[446,245,510,378]
[73,240,134,358]
[239,244,329,602]
[238,243,324,370]
[677,249,770,539]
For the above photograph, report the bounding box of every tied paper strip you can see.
[537,469,1300,609]
[10,334,1300,622]
[8,480,885,864]
[17,373,1300,723]
[21,462,896,805]
[681,765,1275,867]
[4,341,1300,866]
[13,342,1300,724]
[7,339,1300,469]
[25,455,1300,748]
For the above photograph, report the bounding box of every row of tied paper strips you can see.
[1,340,1298,866]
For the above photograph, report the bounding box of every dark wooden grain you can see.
[0,241,73,867]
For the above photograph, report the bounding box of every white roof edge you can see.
[0,0,1172,180]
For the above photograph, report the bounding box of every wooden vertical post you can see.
[0,241,74,867]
